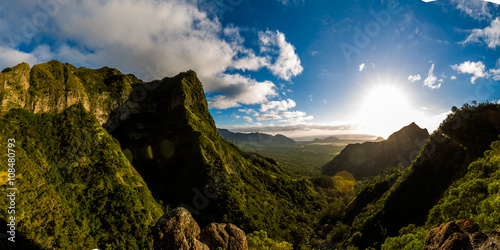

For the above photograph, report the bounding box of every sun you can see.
[354,84,415,138]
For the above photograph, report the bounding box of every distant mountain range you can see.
[322,122,430,178]
[312,136,341,143]
[218,128,296,144]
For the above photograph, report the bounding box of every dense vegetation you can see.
[0,104,163,249]
[2,61,499,250]
[235,141,351,176]
[317,102,500,249]
[383,138,500,249]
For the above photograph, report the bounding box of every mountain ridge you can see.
[322,122,429,178]
[218,128,295,144]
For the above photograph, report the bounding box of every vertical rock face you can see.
[424,220,500,250]
[0,60,142,124]
[153,207,248,250]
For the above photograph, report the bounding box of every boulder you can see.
[200,223,248,250]
[153,207,208,250]
[424,219,500,250]
[154,207,248,250]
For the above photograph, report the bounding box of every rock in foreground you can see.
[424,220,500,250]
[154,207,248,250]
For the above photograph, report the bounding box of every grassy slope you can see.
[0,104,163,249]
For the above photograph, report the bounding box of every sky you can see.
[1,0,500,140]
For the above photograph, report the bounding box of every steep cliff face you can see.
[0,61,322,247]
[322,122,429,178]
[107,70,320,243]
[0,60,142,124]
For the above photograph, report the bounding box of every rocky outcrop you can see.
[200,223,248,250]
[154,207,248,250]
[0,60,141,124]
[424,220,500,250]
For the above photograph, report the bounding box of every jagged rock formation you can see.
[0,60,141,124]
[0,60,320,248]
[424,220,500,250]
[106,69,320,244]
[322,122,429,178]
[218,128,295,144]
[153,207,247,250]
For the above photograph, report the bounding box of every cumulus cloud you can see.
[450,0,493,20]
[359,63,365,72]
[260,99,296,112]
[259,30,303,81]
[238,108,260,116]
[408,74,422,82]
[257,113,282,121]
[489,68,500,80]
[451,75,457,80]
[208,77,277,109]
[451,61,488,83]
[243,116,253,123]
[462,17,500,48]
[0,0,303,110]
[424,64,442,89]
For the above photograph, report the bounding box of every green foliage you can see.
[0,104,163,249]
[247,230,293,250]
[381,225,427,250]
[236,141,351,176]
[426,139,500,230]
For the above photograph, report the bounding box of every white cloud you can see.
[359,63,365,72]
[451,61,488,83]
[259,30,303,81]
[208,77,277,109]
[234,115,241,119]
[243,116,253,123]
[424,64,442,89]
[260,99,296,112]
[257,113,282,121]
[238,108,260,116]
[408,74,422,82]
[489,68,500,80]
[463,17,500,48]
[451,75,457,80]
[0,0,303,110]
[450,0,492,20]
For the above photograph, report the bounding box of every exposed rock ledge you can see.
[153,207,248,250]
[424,219,500,250]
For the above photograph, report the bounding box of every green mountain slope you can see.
[323,122,429,178]
[383,138,500,249]
[336,103,500,249]
[0,104,163,249]
[108,70,322,246]
[0,61,324,248]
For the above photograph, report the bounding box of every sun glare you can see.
[354,84,415,138]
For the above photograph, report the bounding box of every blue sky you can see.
[1,0,500,139]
